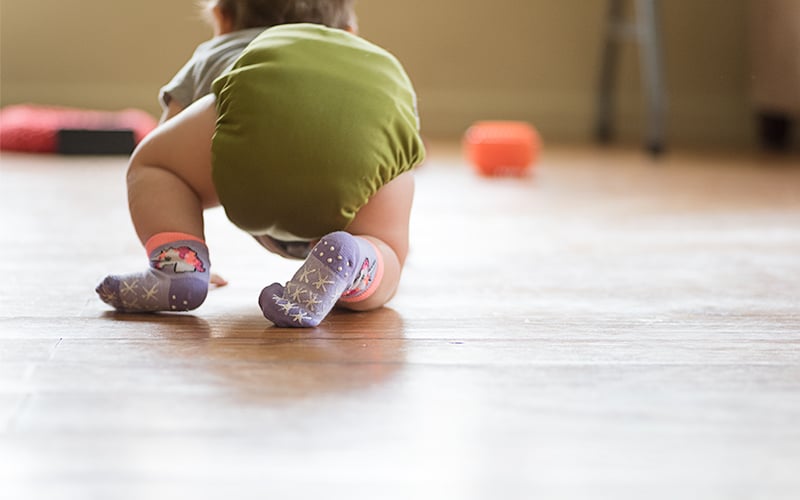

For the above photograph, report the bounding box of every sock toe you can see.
[96,277,122,309]
[259,282,318,327]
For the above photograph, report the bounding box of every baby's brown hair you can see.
[204,0,356,31]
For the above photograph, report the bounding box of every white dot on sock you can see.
[330,246,335,251]
[327,258,333,263]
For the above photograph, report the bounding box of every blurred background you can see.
[1,0,797,151]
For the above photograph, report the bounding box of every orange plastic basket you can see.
[464,121,541,176]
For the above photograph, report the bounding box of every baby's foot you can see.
[96,238,210,312]
[259,232,362,327]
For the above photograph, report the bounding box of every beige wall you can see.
[1,0,755,148]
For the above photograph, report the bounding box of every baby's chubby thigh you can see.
[129,94,221,209]
[346,171,415,263]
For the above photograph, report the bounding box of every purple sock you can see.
[260,231,370,327]
[96,238,210,312]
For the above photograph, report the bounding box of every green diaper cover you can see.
[211,23,425,241]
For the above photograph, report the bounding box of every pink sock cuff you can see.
[338,238,385,304]
[145,232,205,255]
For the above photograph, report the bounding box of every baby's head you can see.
[203,0,357,35]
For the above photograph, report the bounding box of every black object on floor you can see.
[758,112,793,152]
[56,128,136,155]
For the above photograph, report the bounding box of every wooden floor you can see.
[1,143,799,499]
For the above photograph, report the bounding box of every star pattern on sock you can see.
[270,294,315,324]
[97,287,118,306]
[312,270,335,292]
[265,259,344,323]
[141,284,160,302]
[98,275,166,311]
[291,310,311,323]
[271,280,327,317]
[298,267,316,283]
[276,297,295,313]
[122,297,140,310]
[303,293,321,310]
[120,280,138,296]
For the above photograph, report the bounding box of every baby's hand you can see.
[210,273,229,288]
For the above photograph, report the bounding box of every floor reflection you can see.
[99,307,407,402]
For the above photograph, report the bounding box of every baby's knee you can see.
[337,285,398,312]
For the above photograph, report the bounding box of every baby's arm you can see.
[159,98,186,124]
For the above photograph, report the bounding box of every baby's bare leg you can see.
[96,96,220,312]
[259,172,414,326]
[127,95,220,244]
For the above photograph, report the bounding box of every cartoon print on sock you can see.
[151,246,206,273]
[341,257,375,300]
